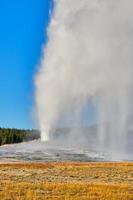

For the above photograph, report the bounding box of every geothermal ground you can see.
[0,140,107,163]
[0,138,132,163]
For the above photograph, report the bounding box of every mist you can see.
[35,0,133,156]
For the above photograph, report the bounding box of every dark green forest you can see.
[0,128,40,146]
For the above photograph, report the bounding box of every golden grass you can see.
[0,162,132,200]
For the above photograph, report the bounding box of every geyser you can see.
[35,0,133,156]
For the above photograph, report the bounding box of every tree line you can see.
[0,128,40,146]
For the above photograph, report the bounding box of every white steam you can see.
[35,0,133,154]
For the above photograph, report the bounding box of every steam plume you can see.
[35,0,133,154]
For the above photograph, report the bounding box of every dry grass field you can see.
[0,162,132,200]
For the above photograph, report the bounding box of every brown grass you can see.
[0,162,132,200]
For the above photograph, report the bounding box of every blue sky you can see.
[0,0,52,129]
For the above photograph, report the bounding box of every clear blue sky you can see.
[0,0,52,129]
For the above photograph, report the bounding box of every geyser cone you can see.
[41,132,49,142]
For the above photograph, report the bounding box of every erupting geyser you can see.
[35,0,133,157]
